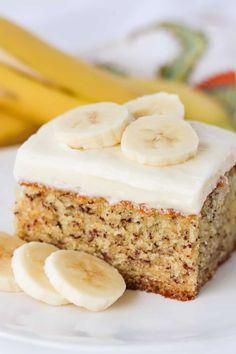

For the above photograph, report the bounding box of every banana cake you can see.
[14,96,236,301]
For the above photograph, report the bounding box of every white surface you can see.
[0,1,236,352]
[1,147,236,353]
[14,120,236,214]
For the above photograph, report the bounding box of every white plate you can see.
[0,147,236,353]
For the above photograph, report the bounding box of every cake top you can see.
[14,95,236,215]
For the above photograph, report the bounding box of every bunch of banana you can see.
[0,18,233,147]
[0,18,137,146]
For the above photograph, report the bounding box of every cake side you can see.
[14,166,236,301]
[198,166,236,288]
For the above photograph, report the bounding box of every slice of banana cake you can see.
[14,96,236,301]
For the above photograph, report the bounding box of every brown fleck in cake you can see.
[13,102,236,301]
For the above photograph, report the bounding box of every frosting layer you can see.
[14,121,236,214]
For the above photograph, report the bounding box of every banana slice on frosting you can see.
[12,242,69,305]
[44,250,126,311]
[125,92,185,120]
[121,115,199,167]
[0,231,25,292]
[53,102,131,149]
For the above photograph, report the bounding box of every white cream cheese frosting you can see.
[14,121,236,215]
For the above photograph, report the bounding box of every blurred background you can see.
[0,0,235,147]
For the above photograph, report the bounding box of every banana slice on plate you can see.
[53,102,131,149]
[125,92,185,119]
[45,250,126,311]
[121,115,199,167]
[0,231,25,292]
[12,242,69,305]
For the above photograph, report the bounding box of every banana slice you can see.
[53,102,131,149]
[45,250,126,311]
[125,92,184,119]
[121,115,199,166]
[0,231,25,292]
[12,242,69,305]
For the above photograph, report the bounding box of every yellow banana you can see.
[0,18,137,103]
[0,64,88,124]
[121,77,233,130]
[0,17,231,134]
[0,110,36,146]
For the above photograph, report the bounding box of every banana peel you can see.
[0,64,89,124]
[0,18,137,103]
[120,77,234,130]
[0,109,37,146]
